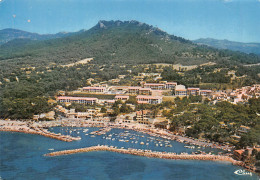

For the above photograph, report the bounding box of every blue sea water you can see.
[0,127,258,180]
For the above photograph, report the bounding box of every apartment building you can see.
[136,95,162,104]
[57,96,98,105]
[82,87,106,93]
[143,83,165,90]
[187,88,200,96]
[143,81,177,90]
[115,95,129,102]
[165,82,177,90]
[200,90,212,97]
[175,85,187,96]
[135,110,153,125]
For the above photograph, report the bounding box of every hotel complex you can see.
[57,81,259,107]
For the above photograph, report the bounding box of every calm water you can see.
[0,127,258,180]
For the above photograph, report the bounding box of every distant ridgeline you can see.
[0,20,260,66]
[193,38,260,55]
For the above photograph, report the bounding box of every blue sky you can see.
[0,0,259,42]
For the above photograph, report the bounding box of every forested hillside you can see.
[0,20,260,119]
[1,20,260,67]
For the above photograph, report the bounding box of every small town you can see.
[24,75,259,173]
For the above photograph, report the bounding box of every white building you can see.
[175,85,187,96]
[136,95,162,104]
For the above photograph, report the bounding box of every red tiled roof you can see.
[144,83,165,86]
[57,96,98,101]
[234,149,245,155]
[83,87,106,90]
[187,88,200,90]
[136,95,162,99]
[128,86,141,89]
[140,88,152,91]
[200,90,212,92]
[137,101,149,104]
[115,95,129,99]
[166,82,177,85]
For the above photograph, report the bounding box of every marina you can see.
[1,129,258,180]
[0,119,258,179]
[0,119,233,151]
[0,124,258,179]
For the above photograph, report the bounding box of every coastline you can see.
[1,119,256,174]
[0,119,233,151]
[0,120,81,142]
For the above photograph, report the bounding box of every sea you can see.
[0,127,258,180]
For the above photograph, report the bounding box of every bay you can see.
[0,127,258,180]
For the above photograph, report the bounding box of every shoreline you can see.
[0,120,81,142]
[1,119,256,174]
[0,119,233,150]
[44,145,243,166]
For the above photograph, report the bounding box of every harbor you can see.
[0,119,233,151]
[0,121,258,179]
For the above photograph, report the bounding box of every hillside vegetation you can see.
[1,20,260,68]
[0,20,260,119]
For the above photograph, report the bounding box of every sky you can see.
[0,0,259,43]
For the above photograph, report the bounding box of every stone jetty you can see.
[0,120,81,142]
[44,145,243,167]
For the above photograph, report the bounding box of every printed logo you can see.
[234,169,252,176]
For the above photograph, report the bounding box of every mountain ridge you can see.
[0,28,80,45]
[193,38,260,55]
[0,20,259,67]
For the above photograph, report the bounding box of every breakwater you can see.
[44,145,243,166]
[0,126,81,142]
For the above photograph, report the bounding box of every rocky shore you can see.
[0,120,81,142]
